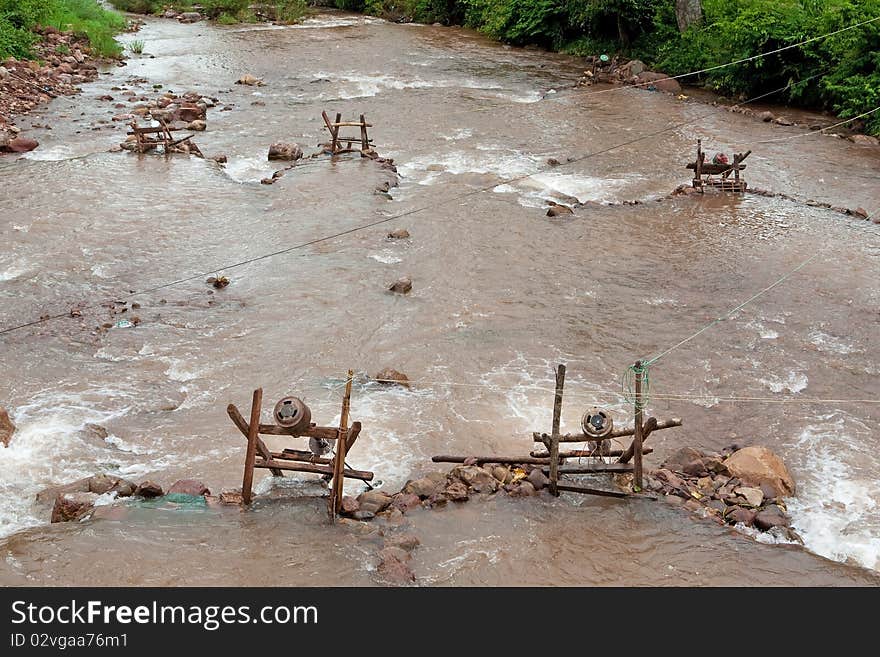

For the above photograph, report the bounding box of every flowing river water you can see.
[0,12,878,585]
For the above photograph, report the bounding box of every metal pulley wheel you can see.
[309,437,331,457]
[273,396,312,433]
[581,407,613,439]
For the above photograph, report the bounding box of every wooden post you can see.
[360,114,368,152]
[633,361,644,492]
[333,112,342,153]
[329,369,353,520]
[242,388,263,505]
[549,363,565,496]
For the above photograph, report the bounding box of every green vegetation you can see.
[327,0,880,134]
[274,0,308,23]
[127,37,144,53]
[0,0,126,59]
[109,0,305,24]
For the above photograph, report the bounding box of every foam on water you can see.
[301,72,504,101]
[0,263,29,282]
[222,155,278,184]
[0,391,132,538]
[759,370,808,394]
[809,330,857,355]
[368,251,402,265]
[785,416,880,571]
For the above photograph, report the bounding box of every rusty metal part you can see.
[581,407,613,439]
[273,396,312,433]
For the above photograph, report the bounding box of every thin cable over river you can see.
[0,12,878,584]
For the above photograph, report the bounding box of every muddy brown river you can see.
[1,12,878,586]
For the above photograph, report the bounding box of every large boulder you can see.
[403,477,439,499]
[849,134,879,147]
[661,447,720,477]
[3,136,38,153]
[357,490,392,515]
[636,71,682,94]
[36,474,136,504]
[267,142,302,161]
[450,465,499,493]
[754,505,790,530]
[51,492,99,523]
[0,407,15,446]
[723,446,795,497]
[167,479,210,496]
[135,481,164,498]
[620,59,646,78]
[375,368,410,388]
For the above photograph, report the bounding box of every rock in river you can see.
[0,407,15,446]
[267,142,302,161]
[724,446,795,497]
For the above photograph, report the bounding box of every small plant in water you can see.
[127,39,145,55]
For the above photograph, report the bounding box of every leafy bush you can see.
[107,0,162,13]
[201,0,250,19]
[1,0,126,59]
[274,0,308,23]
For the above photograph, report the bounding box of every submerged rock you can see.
[167,479,210,496]
[135,481,164,498]
[374,368,410,388]
[267,142,302,161]
[376,547,415,585]
[51,492,99,523]
[236,74,263,86]
[387,228,410,239]
[388,276,412,294]
[357,490,392,515]
[3,136,38,153]
[0,407,15,447]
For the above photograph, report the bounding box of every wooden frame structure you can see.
[128,119,203,157]
[687,139,750,192]
[321,111,373,155]
[433,363,682,500]
[229,370,373,520]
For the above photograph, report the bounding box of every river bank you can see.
[1,12,878,584]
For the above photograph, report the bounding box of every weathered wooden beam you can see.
[271,450,333,465]
[433,455,551,465]
[227,404,284,476]
[555,484,657,500]
[329,369,354,519]
[555,484,631,498]
[549,364,565,496]
[530,447,654,459]
[547,463,634,474]
[532,417,681,444]
[242,388,262,505]
[633,361,645,490]
[255,459,373,481]
[345,421,362,453]
[618,416,659,465]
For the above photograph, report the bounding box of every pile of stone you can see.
[644,445,800,541]
[0,27,102,154]
[337,463,552,584]
[37,474,214,523]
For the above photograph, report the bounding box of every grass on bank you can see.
[0,0,126,59]
[109,0,308,24]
